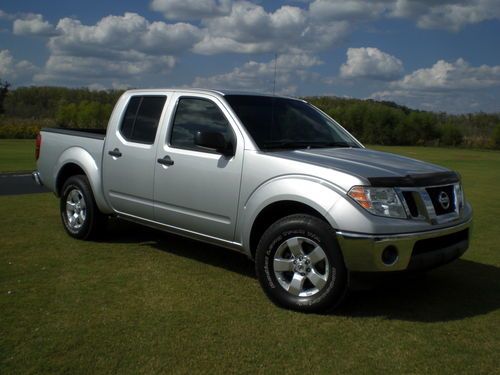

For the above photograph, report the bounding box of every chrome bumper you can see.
[32,171,43,186]
[337,218,472,272]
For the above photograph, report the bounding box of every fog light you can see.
[381,246,399,266]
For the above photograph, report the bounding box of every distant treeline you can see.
[307,96,500,149]
[0,86,499,149]
[0,86,122,139]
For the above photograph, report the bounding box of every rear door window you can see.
[120,96,166,144]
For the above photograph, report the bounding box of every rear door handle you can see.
[108,148,122,158]
[157,155,174,166]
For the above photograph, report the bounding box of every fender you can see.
[54,147,113,214]
[237,175,345,255]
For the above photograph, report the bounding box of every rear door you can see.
[153,93,244,241]
[103,94,168,219]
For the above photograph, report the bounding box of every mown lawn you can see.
[0,139,35,172]
[0,145,499,374]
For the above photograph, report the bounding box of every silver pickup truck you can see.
[33,89,472,312]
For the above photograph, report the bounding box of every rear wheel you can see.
[255,214,348,313]
[60,175,106,240]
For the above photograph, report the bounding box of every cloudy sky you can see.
[1,0,499,113]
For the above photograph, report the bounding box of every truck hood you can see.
[272,147,458,187]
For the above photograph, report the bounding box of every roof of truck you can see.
[124,88,301,100]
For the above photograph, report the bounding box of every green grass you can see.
[1,146,499,374]
[0,139,36,172]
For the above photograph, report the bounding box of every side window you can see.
[170,98,233,151]
[120,96,166,144]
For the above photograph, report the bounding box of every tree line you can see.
[307,96,500,149]
[0,84,499,149]
[0,85,122,139]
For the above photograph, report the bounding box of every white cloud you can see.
[146,0,500,60]
[50,13,201,56]
[340,47,404,80]
[306,0,500,31]
[150,0,232,20]
[0,49,38,84]
[87,83,107,91]
[308,0,500,31]
[35,53,175,81]
[193,1,349,55]
[309,0,386,20]
[36,12,202,85]
[371,58,500,113]
[13,14,57,36]
[193,53,322,94]
[392,58,500,91]
[0,9,14,20]
[371,89,500,113]
[390,0,500,31]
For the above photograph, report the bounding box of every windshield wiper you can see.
[261,140,356,150]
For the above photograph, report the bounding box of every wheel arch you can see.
[56,163,85,196]
[54,147,112,214]
[239,176,344,259]
[248,200,330,259]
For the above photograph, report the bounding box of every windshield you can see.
[224,95,360,150]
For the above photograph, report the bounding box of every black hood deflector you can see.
[367,171,460,187]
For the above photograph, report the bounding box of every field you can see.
[1,142,499,374]
[0,139,35,172]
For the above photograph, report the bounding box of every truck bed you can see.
[43,127,106,140]
[37,127,106,195]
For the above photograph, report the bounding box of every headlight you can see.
[454,183,464,211]
[348,186,407,219]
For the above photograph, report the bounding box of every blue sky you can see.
[1,0,499,113]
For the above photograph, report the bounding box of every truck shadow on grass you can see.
[101,218,256,278]
[339,262,500,322]
[101,219,499,322]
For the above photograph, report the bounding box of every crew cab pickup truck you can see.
[33,89,472,312]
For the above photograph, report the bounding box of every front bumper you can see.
[336,218,472,272]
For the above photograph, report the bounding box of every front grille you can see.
[395,182,461,222]
[413,229,469,255]
[402,191,419,217]
[426,185,455,215]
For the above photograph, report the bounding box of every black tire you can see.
[60,174,106,240]
[255,214,348,313]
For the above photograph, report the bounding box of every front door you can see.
[153,94,243,241]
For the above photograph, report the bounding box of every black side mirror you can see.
[195,131,234,156]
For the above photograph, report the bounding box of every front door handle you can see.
[108,148,122,158]
[157,155,174,166]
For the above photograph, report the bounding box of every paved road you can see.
[0,173,49,196]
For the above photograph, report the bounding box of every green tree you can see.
[492,125,500,149]
[0,79,10,114]
[440,123,464,146]
[56,103,78,127]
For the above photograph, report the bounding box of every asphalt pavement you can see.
[0,173,49,196]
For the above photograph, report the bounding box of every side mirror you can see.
[195,131,234,156]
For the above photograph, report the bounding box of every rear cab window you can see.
[120,95,167,144]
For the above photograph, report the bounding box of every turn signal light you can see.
[348,186,372,209]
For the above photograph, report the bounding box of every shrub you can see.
[440,123,464,146]
[492,126,500,149]
[0,124,42,138]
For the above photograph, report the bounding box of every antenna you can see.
[273,52,278,95]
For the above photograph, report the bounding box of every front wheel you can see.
[255,214,348,313]
[60,175,106,240]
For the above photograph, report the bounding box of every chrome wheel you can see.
[273,236,330,297]
[65,188,87,230]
